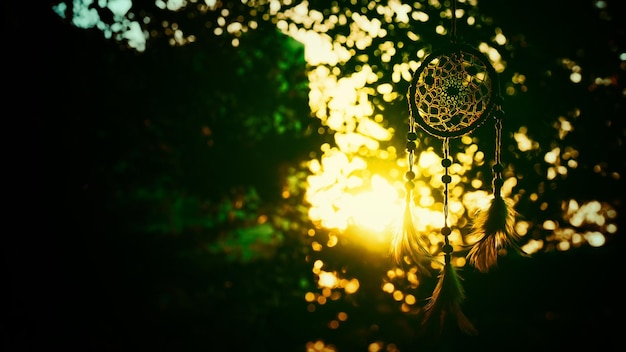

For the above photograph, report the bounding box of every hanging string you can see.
[406,124,415,196]
[441,137,452,264]
[493,106,504,198]
[450,0,457,42]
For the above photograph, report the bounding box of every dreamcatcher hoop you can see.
[408,42,500,138]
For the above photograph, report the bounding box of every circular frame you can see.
[408,42,500,138]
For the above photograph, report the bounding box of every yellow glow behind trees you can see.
[280,2,618,259]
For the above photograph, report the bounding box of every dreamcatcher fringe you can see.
[420,261,477,335]
[466,111,526,272]
[466,195,525,272]
[391,194,434,275]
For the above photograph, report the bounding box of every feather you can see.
[420,262,477,336]
[390,196,434,274]
[466,195,526,273]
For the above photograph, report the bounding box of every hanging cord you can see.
[407,115,417,180]
[441,137,453,264]
[492,98,505,199]
[450,0,457,42]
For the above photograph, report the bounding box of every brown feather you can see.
[420,263,477,336]
[390,199,434,274]
[466,196,526,273]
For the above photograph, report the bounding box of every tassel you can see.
[417,140,475,335]
[466,105,526,272]
[390,193,434,274]
[391,129,434,273]
[466,194,525,273]
[420,261,477,335]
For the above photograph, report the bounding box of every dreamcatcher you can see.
[390,0,525,335]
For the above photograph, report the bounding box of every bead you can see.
[442,244,453,253]
[405,170,416,180]
[405,181,415,190]
[425,75,434,85]
[494,95,504,106]
[441,175,452,184]
[441,158,452,167]
[441,227,451,236]
[493,177,504,188]
[406,141,416,151]
[494,109,505,120]
[492,163,504,173]
[407,132,418,141]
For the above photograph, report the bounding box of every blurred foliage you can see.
[24,0,626,350]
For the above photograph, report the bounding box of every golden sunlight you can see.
[347,174,402,232]
[276,0,611,258]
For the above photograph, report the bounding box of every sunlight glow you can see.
[347,175,402,232]
[294,4,409,250]
[305,134,498,253]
